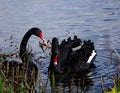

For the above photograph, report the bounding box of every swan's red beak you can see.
[53,55,58,66]
[39,32,47,45]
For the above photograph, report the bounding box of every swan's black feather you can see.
[48,36,96,74]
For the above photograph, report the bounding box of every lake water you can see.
[0,0,120,92]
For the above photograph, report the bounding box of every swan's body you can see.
[2,28,46,84]
[48,36,96,74]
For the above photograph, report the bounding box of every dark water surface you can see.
[0,0,120,92]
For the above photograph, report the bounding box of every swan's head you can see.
[33,28,47,44]
[51,38,59,66]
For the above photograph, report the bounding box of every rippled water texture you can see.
[0,0,120,92]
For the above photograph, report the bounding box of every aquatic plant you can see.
[105,75,120,93]
[104,48,120,93]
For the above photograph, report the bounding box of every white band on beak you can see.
[43,38,47,45]
[54,61,57,66]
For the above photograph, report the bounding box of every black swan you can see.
[2,28,47,86]
[48,35,96,74]
[48,36,96,92]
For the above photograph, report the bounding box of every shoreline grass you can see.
[0,48,120,93]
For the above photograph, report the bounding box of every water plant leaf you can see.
[51,70,55,93]
[19,81,25,93]
[105,80,120,93]
[105,87,117,93]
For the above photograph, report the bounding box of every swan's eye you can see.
[53,55,58,66]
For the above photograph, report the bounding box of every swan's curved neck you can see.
[19,28,40,61]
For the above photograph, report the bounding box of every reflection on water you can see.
[51,69,95,93]
[0,0,120,92]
